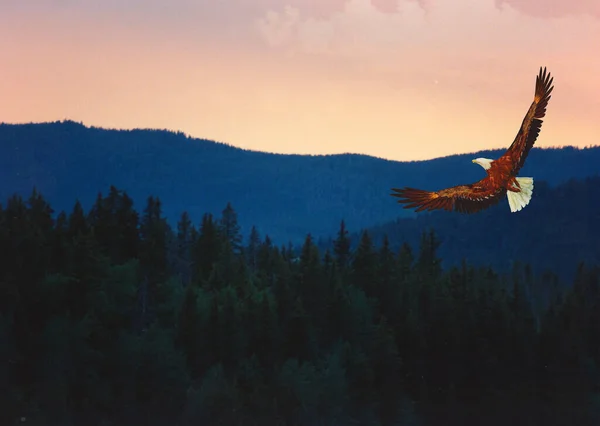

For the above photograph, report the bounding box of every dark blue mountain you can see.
[1,120,599,243]
[321,176,600,283]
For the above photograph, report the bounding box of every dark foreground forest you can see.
[1,186,600,426]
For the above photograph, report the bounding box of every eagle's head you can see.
[472,157,493,170]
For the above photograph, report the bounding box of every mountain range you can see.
[1,120,599,244]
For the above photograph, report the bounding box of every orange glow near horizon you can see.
[1,0,599,161]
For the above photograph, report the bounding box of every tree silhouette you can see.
[219,202,242,255]
[334,219,351,269]
[1,185,599,426]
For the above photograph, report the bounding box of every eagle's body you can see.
[391,67,554,214]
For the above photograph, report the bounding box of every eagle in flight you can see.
[391,67,554,214]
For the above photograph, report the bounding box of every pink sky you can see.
[1,0,599,161]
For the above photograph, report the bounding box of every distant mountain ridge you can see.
[1,120,599,243]
[320,176,599,284]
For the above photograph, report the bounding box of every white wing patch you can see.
[506,177,534,213]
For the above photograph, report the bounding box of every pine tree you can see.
[246,226,261,271]
[250,289,279,370]
[51,211,69,274]
[0,201,11,314]
[415,229,442,283]
[5,193,50,402]
[219,202,242,255]
[254,235,280,291]
[176,285,199,377]
[333,220,351,269]
[273,263,294,326]
[26,188,54,277]
[138,196,169,326]
[192,213,221,284]
[297,234,323,317]
[397,242,413,281]
[323,259,346,348]
[352,230,377,299]
[88,191,111,252]
[217,286,243,371]
[377,235,398,323]
[175,211,194,285]
[114,189,139,263]
[67,200,87,240]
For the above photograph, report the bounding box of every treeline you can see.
[1,185,600,425]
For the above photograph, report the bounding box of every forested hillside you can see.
[313,176,600,283]
[1,120,599,243]
[1,187,600,425]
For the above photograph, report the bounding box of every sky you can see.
[1,0,599,161]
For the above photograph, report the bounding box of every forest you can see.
[336,176,600,283]
[1,185,600,426]
[2,120,600,243]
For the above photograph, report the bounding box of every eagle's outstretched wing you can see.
[500,66,554,175]
[391,177,506,214]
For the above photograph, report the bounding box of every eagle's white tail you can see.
[507,177,534,213]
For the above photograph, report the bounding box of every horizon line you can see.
[2,118,597,164]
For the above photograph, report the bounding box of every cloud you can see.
[249,0,428,20]
[249,0,348,19]
[255,0,429,56]
[254,0,600,63]
[256,6,301,47]
[252,0,600,109]
[368,0,399,13]
[495,0,600,19]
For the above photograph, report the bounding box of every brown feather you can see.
[391,177,506,214]
[500,66,554,175]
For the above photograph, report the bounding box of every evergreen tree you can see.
[377,235,398,324]
[26,188,54,277]
[87,191,111,252]
[67,200,87,240]
[297,234,326,337]
[333,220,351,269]
[138,196,168,326]
[51,211,69,273]
[113,188,139,263]
[415,229,442,283]
[397,242,414,284]
[246,225,261,271]
[192,213,221,284]
[257,235,274,275]
[352,230,377,299]
[219,202,242,255]
[175,211,194,285]
[176,285,199,377]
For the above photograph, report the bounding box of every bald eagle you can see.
[391,66,554,214]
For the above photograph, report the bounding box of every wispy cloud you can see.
[253,0,600,96]
[495,0,600,19]
[256,6,302,47]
